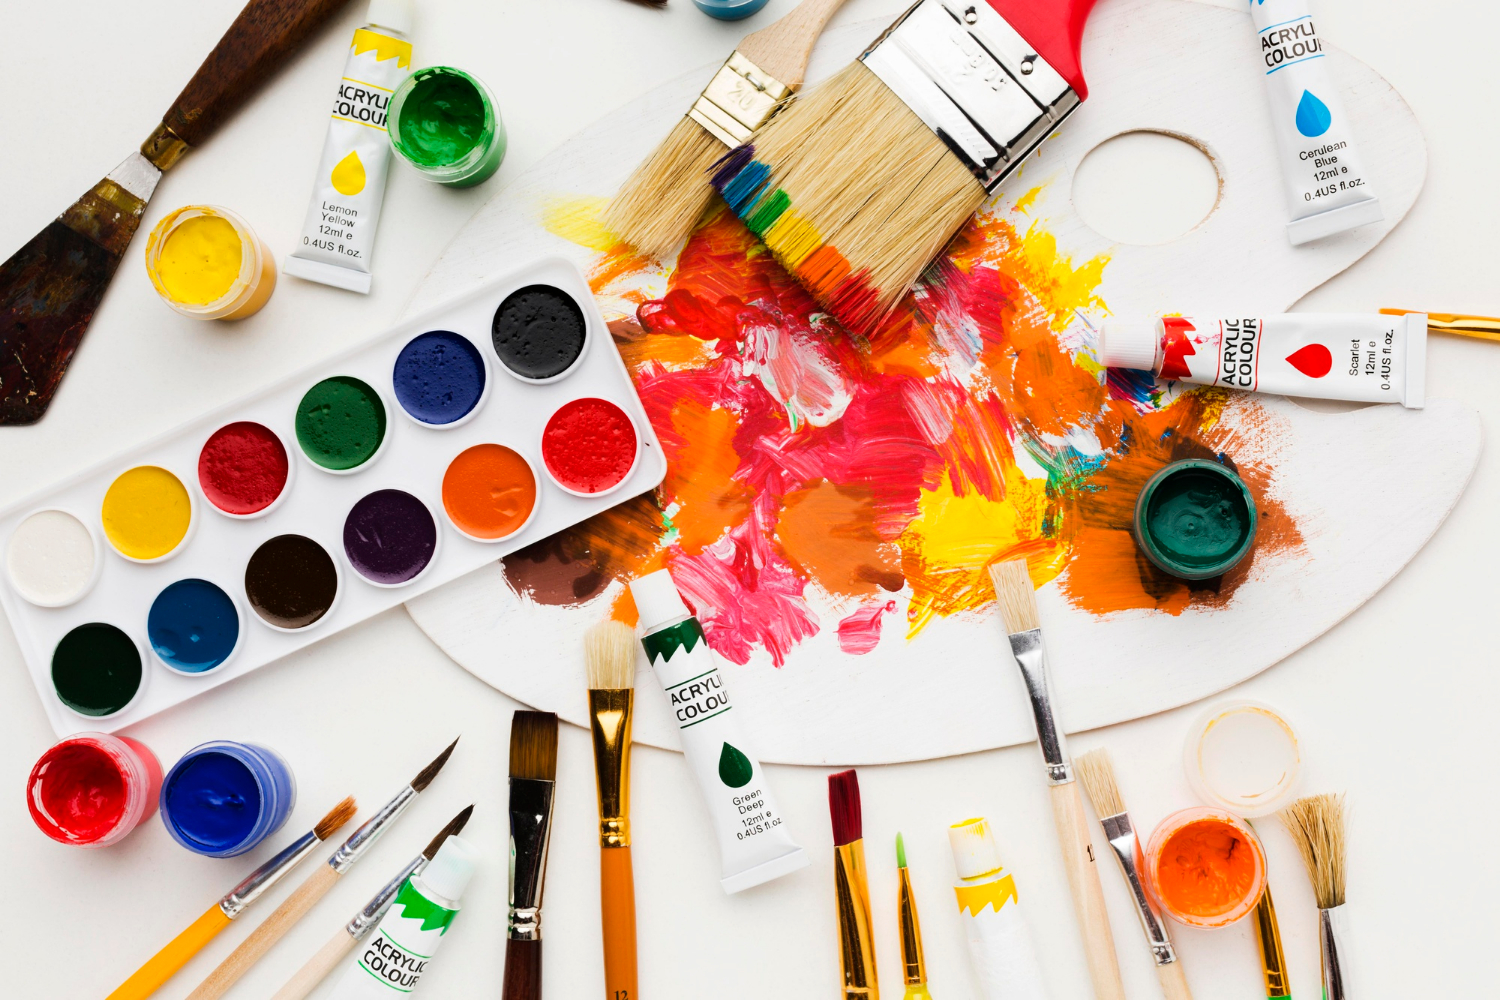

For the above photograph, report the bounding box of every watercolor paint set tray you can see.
[0,257,666,738]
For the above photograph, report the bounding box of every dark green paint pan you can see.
[1133,459,1257,581]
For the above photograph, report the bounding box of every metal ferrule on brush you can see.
[590,689,634,848]
[834,842,878,1000]
[688,52,794,147]
[1008,628,1072,783]
[1318,905,1349,1000]
[860,0,1082,191]
[897,867,925,986]
[329,785,418,874]
[1097,813,1176,966]
[347,855,427,940]
[508,778,556,941]
[217,830,322,919]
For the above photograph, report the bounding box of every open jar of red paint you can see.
[26,733,162,848]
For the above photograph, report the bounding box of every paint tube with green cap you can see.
[629,569,809,894]
[284,0,414,294]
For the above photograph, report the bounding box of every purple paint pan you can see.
[342,489,439,587]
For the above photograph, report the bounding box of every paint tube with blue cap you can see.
[1249,0,1382,244]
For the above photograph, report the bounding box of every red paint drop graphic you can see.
[1285,344,1333,378]
[1159,318,1198,380]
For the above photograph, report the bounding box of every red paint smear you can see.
[542,398,638,494]
[199,421,289,515]
[838,600,897,655]
[28,741,128,844]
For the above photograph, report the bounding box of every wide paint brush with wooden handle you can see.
[0,0,351,424]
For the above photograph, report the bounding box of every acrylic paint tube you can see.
[948,818,1050,1000]
[1101,313,1426,408]
[325,835,478,999]
[283,0,414,293]
[629,569,809,893]
[1249,0,1381,244]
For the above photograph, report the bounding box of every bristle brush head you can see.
[1074,750,1126,819]
[988,559,1040,634]
[410,737,460,793]
[896,832,907,868]
[314,796,358,841]
[423,805,475,860]
[586,620,638,690]
[602,116,723,258]
[828,769,862,847]
[1280,792,1347,909]
[510,711,559,781]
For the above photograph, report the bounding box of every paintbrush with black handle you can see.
[0,0,351,424]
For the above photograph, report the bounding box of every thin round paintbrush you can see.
[587,622,639,1000]
[602,0,850,259]
[269,805,474,1000]
[895,833,932,1000]
[988,559,1126,1000]
[504,712,560,1000]
[183,738,459,1000]
[1075,750,1193,1000]
[829,770,878,1000]
[1281,793,1349,1000]
[1381,308,1500,343]
[105,796,357,1000]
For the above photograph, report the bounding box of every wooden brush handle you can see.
[270,928,357,1000]
[107,905,231,1000]
[1156,958,1194,1000]
[161,0,351,147]
[1048,780,1126,1000]
[502,938,543,1000]
[736,0,852,89]
[186,864,341,1000]
[600,847,639,1000]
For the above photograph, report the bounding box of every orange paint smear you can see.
[777,481,903,601]
[1154,818,1259,918]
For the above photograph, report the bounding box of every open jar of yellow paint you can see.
[144,205,276,320]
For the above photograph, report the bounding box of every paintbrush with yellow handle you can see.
[988,559,1126,1000]
[183,738,458,1000]
[106,796,356,1000]
[1381,308,1500,343]
[586,622,640,1000]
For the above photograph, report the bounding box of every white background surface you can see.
[0,0,1494,998]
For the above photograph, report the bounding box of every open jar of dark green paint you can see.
[1133,459,1257,580]
[389,66,505,187]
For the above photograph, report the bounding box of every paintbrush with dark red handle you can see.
[0,0,351,425]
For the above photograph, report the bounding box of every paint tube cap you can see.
[421,835,479,901]
[948,817,1003,879]
[367,0,414,35]
[1101,320,1158,370]
[630,569,691,632]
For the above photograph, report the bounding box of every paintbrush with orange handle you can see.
[586,622,640,1000]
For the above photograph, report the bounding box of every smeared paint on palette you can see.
[0,257,666,736]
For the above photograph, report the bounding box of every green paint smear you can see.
[393,879,458,935]
[396,69,488,167]
[718,742,754,788]
[640,617,704,664]
[52,623,142,716]
[1145,468,1251,566]
[295,376,386,471]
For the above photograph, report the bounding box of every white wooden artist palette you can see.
[0,257,666,737]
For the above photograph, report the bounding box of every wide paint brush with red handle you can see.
[0,0,352,424]
[712,0,1101,337]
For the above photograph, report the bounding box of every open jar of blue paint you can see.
[159,741,296,858]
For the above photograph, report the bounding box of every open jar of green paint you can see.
[389,66,506,187]
[1133,459,1257,580]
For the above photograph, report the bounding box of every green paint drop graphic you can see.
[718,742,754,788]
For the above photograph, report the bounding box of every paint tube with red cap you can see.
[1100,314,1426,408]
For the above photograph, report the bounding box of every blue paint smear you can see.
[392,330,486,425]
[163,752,261,852]
[1295,90,1332,137]
[148,579,239,672]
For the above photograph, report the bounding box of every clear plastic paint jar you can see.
[388,66,505,188]
[1185,699,1302,817]
[144,205,277,320]
[694,0,770,19]
[1145,806,1266,928]
[27,733,162,848]
[1133,459,1256,580]
[159,740,296,858]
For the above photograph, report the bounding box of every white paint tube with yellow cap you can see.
[284,0,414,293]
[949,817,1050,1000]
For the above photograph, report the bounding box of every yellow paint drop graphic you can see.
[331,150,366,195]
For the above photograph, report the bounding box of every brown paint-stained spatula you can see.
[0,0,352,425]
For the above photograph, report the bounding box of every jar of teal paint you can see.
[159,741,296,857]
[1133,459,1257,581]
[694,0,770,20]
[388,66,506,188]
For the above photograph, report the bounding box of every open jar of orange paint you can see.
[1144,806,1266,928]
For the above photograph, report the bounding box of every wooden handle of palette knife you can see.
[186,864,342,1000]
[1049,780,1127,1000]
[1156,957,1195,1000]
[270,927,357,1000]
[502,938,543,1000]
[161,0,351,147]
[736,0,852,89]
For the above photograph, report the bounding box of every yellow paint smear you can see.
[101,466,192,560]
[155,215,242,306]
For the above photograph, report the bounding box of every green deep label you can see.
[718,743,754,788]
[392,880,457,934]
[641,618,704,664]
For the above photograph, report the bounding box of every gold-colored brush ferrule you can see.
[1382,307,1500,342]
[140,122,190,171]
[897,867,926,987]
[1255,885,1292,998]
[834,841,879,1000]
[589,688,634,848]
[688,51,794,148]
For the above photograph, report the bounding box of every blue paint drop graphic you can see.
[1295,90,1332,137]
